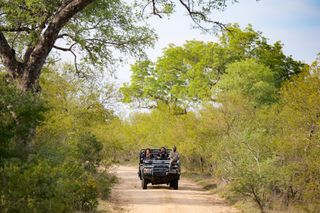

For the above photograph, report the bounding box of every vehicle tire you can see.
[138,170,141,180]
[142,178,148,189]
[169,181,173,188]
[172,179,178,190]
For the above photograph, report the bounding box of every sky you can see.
[113,0,320,84]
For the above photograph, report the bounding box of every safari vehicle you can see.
[138,148,180,190]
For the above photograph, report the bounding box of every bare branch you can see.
[70,50,81,77]
[53,45,71,51]
[57,33,73,39]
[178,0,228,32]
[151,0,162,18]
[53,44,84,78]
[141,1,153,15]
[53,43,77,52]
[179,0,206,20]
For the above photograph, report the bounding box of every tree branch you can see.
[53,44,84,78]
[21,0,95,90]
[57,33,73,39]
[141,1,153,15]
[53,43,77,51]
[178,0,227,32]
[151,0,162,18]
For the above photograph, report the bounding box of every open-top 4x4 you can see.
[138,148,180,190]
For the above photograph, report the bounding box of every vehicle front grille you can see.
[153,165,169,176]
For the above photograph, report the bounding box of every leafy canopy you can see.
[121,24,304,112]
[0,0,156,71]
[0,0,242,89]
[217,59,277,106]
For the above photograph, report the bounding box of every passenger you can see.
[169,145,180,171]
[145,148,153,160]
[157,147,168,160]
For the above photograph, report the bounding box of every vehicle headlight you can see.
[143,168,152,174]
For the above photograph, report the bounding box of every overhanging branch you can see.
[151,0,162,18]
[178,0,228,31]
[53,44,81,76]
[21,0,95,89]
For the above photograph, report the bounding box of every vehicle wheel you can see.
[172,179,178,190]
[169,181,173,188]
[142,178,148,189]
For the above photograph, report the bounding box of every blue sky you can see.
[115,0,320,83]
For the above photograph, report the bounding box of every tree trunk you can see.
[0,0,94,91]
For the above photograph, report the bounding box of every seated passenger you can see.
[144,148,153,160]
[157,147,168,160]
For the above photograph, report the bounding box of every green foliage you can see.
[0,66,118,212]
[0,160,99,212]
[76,132,103,171]
[217,59,277,106]
[121,25,304,112]
[95,171,117,200]
[0,0,156,70]
[119,55,319,212]
[0,0,241,84]
[219,24,303,85]
[268,60,320,212]
[0,75,45,164]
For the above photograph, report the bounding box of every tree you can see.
[270,58,320,211]
[218,25,304,86]
[121,25,304,112]
[0,65,120,212]
[0,0,237,91]
[217,59,277,106]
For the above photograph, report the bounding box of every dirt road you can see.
[99,165,238,213]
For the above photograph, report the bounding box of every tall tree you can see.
[0,0,237,91]
[121,25,304,112]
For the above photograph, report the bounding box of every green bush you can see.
[0,71,117,212]
[76,133,103,171]
[0,76,45,164]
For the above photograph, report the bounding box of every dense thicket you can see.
[0,67,118,212]
[119,27,319,212]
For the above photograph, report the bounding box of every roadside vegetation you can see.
[0,68,118,212]
[1,24,319,213]
[118,26,320,212]
[0,1,319,212]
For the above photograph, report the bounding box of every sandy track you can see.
[99,165,238,213]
